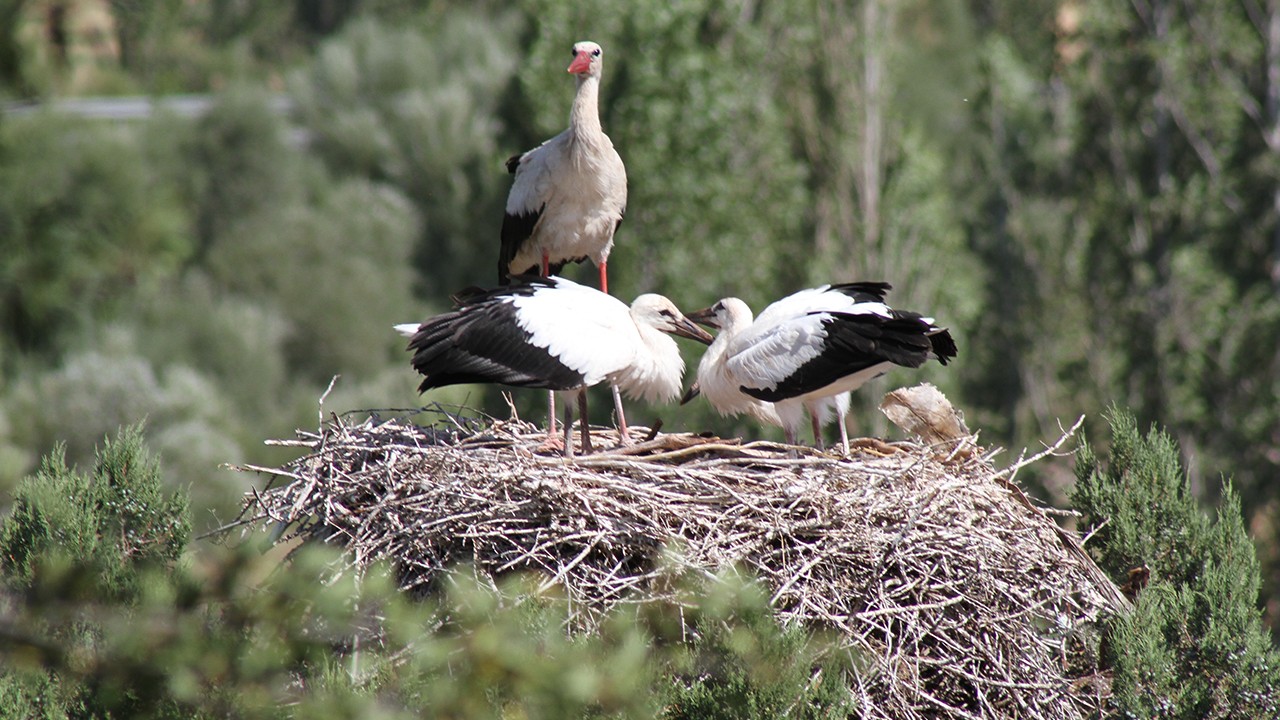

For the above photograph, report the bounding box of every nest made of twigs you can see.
[235,395,1125,720]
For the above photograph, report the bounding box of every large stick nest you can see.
[236,389,1126,720]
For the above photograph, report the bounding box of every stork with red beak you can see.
[499,40,627,295]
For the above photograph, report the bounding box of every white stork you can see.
[683,283,957,453]
[395,276,711,457]
[499,40,627,294]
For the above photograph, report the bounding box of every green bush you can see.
[1072,408,1280,718]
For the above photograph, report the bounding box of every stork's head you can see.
[685,298,753,334]
[630,294,714,345]
[568,41,604,76]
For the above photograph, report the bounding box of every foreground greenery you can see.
[0,426,857,719]
[0,415,1274,717]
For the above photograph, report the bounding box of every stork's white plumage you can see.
[396,276,711,456]
[684,283,957,453]
[499,40,627,294]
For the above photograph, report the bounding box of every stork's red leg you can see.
[541,250,550,277]
[598,260,608,294]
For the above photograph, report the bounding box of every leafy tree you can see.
[1060,1,1280,503]
[0,113,190,355]
[0,424,189,598]
[289,11,521,297]
[1072,408,1280,717]
[2,335,245,522]
[204,176,420,384]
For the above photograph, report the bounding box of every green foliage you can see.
[0,113,190,353]
[178,85,308,263]
[3,330,244,506]
[1072,409,1280,718]
[0,424,189,599]
[0,428,857,718]
[204,175,420,383]
[289,11,521,295]
[657,576,856,719]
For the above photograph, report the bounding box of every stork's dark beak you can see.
[684,306,721,331]
[680,381,701,405]
[671,315,715,345]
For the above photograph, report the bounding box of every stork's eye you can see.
[592,48,601,57]
[571,47,578,57]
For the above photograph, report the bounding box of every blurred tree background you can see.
[0,0,1277,632]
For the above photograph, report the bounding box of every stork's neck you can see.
[613,324,684,404]
[569,74,605,144]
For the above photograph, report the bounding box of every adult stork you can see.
[499,40,627,294]
[683,283,957,454]
[395,276,711,457]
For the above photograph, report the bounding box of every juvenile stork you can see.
[683,283,957,453]
[499,40,627,294]
[395,276,711,457]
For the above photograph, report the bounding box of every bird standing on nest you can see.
[683,283,957,454]
[396,276,711,457]
[499,40,627,292]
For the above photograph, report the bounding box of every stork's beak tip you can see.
[680,382,701,405]
[673,316,715,345]
[684,306,720,331]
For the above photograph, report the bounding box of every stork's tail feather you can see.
[926,327,958,366]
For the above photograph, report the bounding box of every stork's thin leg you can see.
[547,390,558,438]
[535,391,564,453]
[837,406,850,456]
[562,394,574,458]
[783,425,798,446]
[598,260,608,294]
[578,392,594,454]
[537,252,560,452]
[611,383,632,445]
[809,407,826,451]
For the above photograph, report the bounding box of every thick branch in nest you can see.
[232,390,1125,720]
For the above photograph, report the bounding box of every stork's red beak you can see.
[567,52,591,75]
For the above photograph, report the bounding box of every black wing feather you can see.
[499,207,543,284]
[405,278,584,393]
[504,152,523,175]
[825,281,892,303]
[742,311,942,402]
